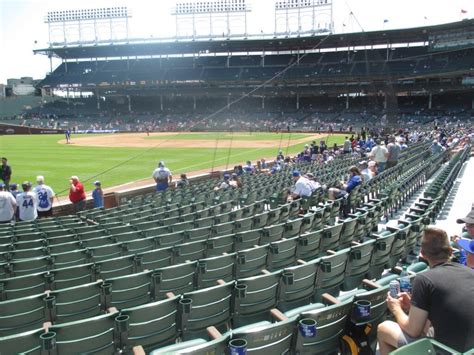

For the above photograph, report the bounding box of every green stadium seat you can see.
[285,298,353,355]
[47,312,120,353]
[140,247,173,271]
[313,248,349,301]
[48,281,105,323]
[234,229,262,250]
[206,234,234,257]
[0,328,44,354]
[230,316,298,354]
[0,272,47,300]
[342,239,376,291]
[233,271,281,327]
[107,271,152,309]
[267,237,298,271]
[121,295,180,352]
[278,259,319,311]
[0,293,48,336]
[180,281,234,339]
[195,253,236,289]
[389,338,462,355]
[235,245,269,278]
[297,229,323,261]
[151,262,197,300]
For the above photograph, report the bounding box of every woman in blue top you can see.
[328,166,363,200]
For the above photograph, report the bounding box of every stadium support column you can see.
[160,95,163,111]
[127,95,132,112]
[346,94,349,109]
[96,89,101,110]
[428,93,432,109]
[296,93,300,110]
[193,96,196,110]
[262,96,265,109]
[227,95,230,110]
[384,94,387,109]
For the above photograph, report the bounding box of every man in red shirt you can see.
[69,176,86,212]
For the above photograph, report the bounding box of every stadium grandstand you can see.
[0,1,473,354]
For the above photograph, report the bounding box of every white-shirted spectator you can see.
[16,182,38,222]
[33,175,55,218]
[290,170,312,200]
[0,183,16,223]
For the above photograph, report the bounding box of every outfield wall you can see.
[0,123,64,135]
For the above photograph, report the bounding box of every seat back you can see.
[48,312,119,354]
[152,262,197,300]
[295,299,353,354]
[196,253,236,289]
[314,249,349,301]
[121,295,180,351]
[231,317,297,354]
[0,293,47,336]
[0,327,44,354]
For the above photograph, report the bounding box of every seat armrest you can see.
[207,326,223,339]
[363,279,382,290]
[322,293,340,305]
[270,308,289,321]
[133,346,146,355]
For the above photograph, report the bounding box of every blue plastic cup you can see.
[299,318,317,338]
[229,338,247,355]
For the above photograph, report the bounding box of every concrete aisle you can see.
[434,157,474,237]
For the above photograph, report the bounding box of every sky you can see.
[0,0,472,84]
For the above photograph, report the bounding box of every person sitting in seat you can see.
[288,170,312,201]
[328,166,363,200]
[377,227,474,354]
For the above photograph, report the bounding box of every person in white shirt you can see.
[152,161,172,192]
[369,140,389,172]
[0,183,16,223]
[16,182,38,222]
[305,172,321,192]
[33,175,55,218]
[289,170,312,200]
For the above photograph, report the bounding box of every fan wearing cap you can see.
[457,239,474,268]
[152,161,172,192]
[328,166,363,200]
[33,176,55,218]
[452,209,474,266]
[92,181,104,209]
[69,176,86,213]
[0,183,16,223]
[214,173,231,191]
[16,182,38,222]
[289,170,312,201]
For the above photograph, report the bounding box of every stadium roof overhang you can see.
[34,19,474,60]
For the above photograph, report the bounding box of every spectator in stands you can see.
[377,227,474,354]
[328,166,363,200]
[214,173,231,191]
[386,136,401,169]
[398,137,408,151]
[16,182,38,221]
[152,161,172,192]
[270,161,282,175]
[1,157,12,191]
[430,139,446,155]
[368,160,378,178]
[304,172,321,193]
[229,173,243,188]
[34,176,55,218]
[243,160,254,174]
[319,140,327,154]
[359,161,371,182]
[92,181,104,209]
[289,170,312,200]
[369,140,389,172]
[0,183,16,223]
[451,208,474,266]
[457,239,474,268]
[69,176,86,212]
[9,183,19,199]
[343,137,352,154]
[333,143,340,154]
[175,174,189,188]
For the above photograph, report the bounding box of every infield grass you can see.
[1,132,345,196]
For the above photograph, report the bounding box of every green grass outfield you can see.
[1,132,345,196]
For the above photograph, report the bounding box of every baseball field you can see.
[1,131,346,196]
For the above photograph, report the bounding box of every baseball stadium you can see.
[0,0,473,354]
